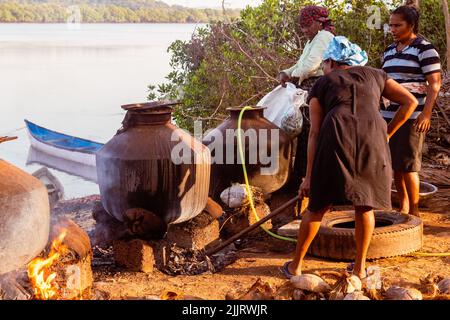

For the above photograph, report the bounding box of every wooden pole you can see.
[0,136,17,144]
[206,196,300,256]
[442,0,450,72]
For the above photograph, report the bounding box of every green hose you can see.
[409,252,450,257]
[237,106,297,243]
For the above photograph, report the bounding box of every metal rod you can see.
[206,195,300,256]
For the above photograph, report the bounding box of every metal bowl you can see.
[391,181,438,208]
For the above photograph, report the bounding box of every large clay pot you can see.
[0,160,50,275]
[96,102,211,234]
[203,106,292,200]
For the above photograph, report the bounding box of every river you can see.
[0,23,203,198]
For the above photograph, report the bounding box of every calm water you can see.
[0,23,203,198]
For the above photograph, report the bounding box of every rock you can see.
[204,198,223,219]
[290,274,331,293]
[386,286,423,300]
[344,292,370,300]
[277,220,301,238]
[113,239,155,273]
[438,278,450,294]
[165,211,220,251]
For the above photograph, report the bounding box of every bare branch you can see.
[218,27,278,82]
[238,89,268,107]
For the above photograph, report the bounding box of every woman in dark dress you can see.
[282,37,418,279]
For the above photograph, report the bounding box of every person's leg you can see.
[353,206,375,279]
[288,205,330,276]
[403,171,420,217]
[394,171,409,213]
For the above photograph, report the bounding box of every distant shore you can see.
[0,22,209,24]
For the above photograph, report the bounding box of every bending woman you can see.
[282,37,418,279]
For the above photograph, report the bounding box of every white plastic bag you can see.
[257,83,307,137]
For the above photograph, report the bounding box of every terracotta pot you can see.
[203,106,292,200]
[0,160,50,275]
[96,102,211,236]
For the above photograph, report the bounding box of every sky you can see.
[160,0,264,9]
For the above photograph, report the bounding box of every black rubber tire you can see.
[308,211,423,261]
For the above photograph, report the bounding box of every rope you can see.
[408,252,450,257]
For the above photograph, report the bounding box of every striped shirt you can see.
[381,37,441,119]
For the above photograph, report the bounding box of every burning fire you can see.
[27,229,69,300]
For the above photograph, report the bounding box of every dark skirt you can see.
[305,67,393,212]
[385,118,425,172]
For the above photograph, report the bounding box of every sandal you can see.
[281,261,295,279]
[346,262,369,278]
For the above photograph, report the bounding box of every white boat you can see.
[25,120,104,167]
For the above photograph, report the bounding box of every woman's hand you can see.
[414,111,432,133]
[278,72,291,87]
[299,177,311,199]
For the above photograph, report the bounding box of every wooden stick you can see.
[206,195,300,256]
[0,136,18,144]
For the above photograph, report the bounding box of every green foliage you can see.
[0,0,240,23]
[148,0,449,133]
[419,0,448,67]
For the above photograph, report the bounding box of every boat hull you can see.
[25,120,102,167]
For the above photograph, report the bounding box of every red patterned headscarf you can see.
[299,6,335,34]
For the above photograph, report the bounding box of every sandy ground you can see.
[52,156,450,300]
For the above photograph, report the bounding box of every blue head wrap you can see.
[323,36,368,66]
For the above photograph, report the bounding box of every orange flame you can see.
[27,229,69,300]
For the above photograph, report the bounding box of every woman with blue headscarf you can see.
[282,37,419,280]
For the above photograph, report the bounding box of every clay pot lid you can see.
[121,101,181,112]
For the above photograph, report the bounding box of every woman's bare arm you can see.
[414,72,441,133]
[299,97,324,197]
[382,78,418,140]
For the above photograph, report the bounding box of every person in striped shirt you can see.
[382,5,442,217]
